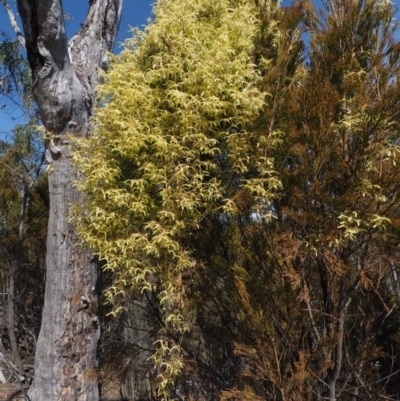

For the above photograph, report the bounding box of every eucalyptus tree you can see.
[0,1,123,400]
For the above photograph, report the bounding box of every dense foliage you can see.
[72,0,400,400]
[73,0,278,397]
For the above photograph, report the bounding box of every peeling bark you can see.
[11,1,123,400]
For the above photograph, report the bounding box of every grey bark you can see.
[11,1,123,400]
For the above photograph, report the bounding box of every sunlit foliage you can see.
[72,0,281,397]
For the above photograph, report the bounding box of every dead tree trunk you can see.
[11,1,123,400]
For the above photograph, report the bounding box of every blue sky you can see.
[63,0,154,47]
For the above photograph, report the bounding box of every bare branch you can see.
[15,0,81,133]
[302,269,321,342]
[16,0,69,71]
[0,0,26,50]
[68,0,123,104]
[69,0,123,73]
